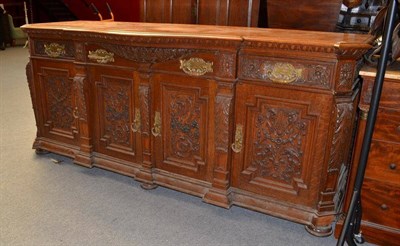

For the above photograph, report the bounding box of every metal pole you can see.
[337,0,399,245]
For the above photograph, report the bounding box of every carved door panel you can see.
[91,67,140,163]
[152,74,214,182]
[231,82,332,206]
[34,60,79,146]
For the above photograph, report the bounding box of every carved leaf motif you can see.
[169,94,201,159]
[215,96,231,152]
[46,75,74,130]
[328,103,354,171]
[103,83,130,146]
[139,86,150,134]
[251,106,307,183]
[74,75,87,121]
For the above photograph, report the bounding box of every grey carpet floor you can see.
[1,46,345,246]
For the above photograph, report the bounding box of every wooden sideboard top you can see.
[360,61,400,80]
[22,21,372,49]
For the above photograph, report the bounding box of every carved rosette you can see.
[217,53,236,78]
[337,62,355,90]
[215,96,232,152]
[74,75,87,121]
[139,85,150,134]
[250,105,308,184]
[103,82,130,146]
[169,94,201,159]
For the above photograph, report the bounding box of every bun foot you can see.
[140,183,158,190]
[35,148,49,155]
[305,224,332,237]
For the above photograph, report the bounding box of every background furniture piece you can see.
[266,0,343,31]
[140,0,260,27]
[7,14,27,45]
[22,21,370,237]
[335,62,400,245]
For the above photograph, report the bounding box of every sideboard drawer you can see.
[372,108,400,143]
[366,140,400,185]
[361,79,400,110]
[361,178,400,228]
[33,40,75,59]
[238,55,334,89]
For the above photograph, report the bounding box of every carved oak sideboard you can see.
[22,21,371,236]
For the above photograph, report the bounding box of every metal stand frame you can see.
[337,0,399,245]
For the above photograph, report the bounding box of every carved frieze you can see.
[249,105,308,184]
[215,95,232,153]
[96,44,196,64]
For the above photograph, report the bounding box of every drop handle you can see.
[151,111,161,137]
[131,108,141,133]
[231,124,243,153]
[73,107,79,119]
[389,163,397,170]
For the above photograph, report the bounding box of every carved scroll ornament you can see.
[180,58,213,76]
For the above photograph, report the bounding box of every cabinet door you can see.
[151,74,214,182]
[91,67,140,163]
[34,60,79,146]
[231,82,332,206]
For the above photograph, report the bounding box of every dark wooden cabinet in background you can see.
[23,21,371,237]
[140,0,260,27]
[335,64,400,245]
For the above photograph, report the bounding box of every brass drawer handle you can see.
[73,107,79,119]
[389,163,397,170]
[380,204,388,210]
[231,124,243,153]
[88,49,115,64]
[131,108,141,133]
[179,58,213,76]
[267,63,302,84]
[44,43,65,58]
[151,111,161,137]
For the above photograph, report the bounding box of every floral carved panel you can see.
[41,68,75,134]
[240,98,317,192]
[100,77,132,149]
[162,85,208,171]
